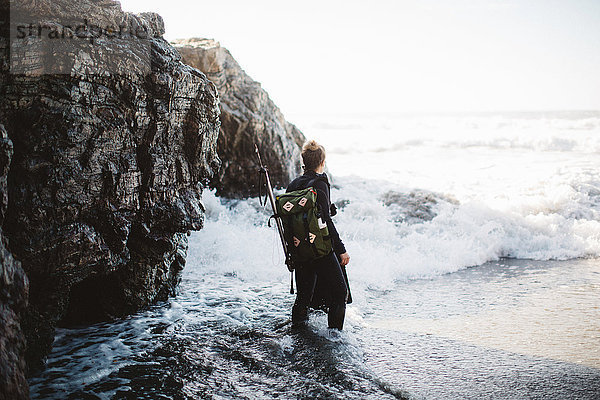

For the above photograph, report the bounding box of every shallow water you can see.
[29,251,600,399]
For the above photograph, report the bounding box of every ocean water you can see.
[29,111,600,399]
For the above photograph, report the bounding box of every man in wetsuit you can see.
[286,140,350,330]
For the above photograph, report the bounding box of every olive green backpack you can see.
[276,186,332,262]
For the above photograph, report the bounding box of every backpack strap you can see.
[306,175,330,191]
[305,175,330,217]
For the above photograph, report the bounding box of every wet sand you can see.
[360,258,600,399]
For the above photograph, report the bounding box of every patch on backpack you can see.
[318,217,327,229]
[298,197,308,207]
[308,232,316,243]
[293,236,301,247]
[283,201,294,212]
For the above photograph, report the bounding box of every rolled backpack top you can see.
[276,186,332,263]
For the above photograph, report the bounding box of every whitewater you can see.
[30,111,600,399]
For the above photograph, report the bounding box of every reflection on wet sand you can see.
[361,258,600,399]
[373,278,600,368]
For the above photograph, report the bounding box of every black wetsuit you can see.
[286,170,349,329]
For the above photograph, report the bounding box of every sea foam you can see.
[193,174,600,293]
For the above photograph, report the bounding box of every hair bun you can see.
[303,140,320,151]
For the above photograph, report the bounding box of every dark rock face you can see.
[0,124,29,400]
[0,0,220,375]
[174,38,305,198]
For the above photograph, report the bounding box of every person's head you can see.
[302,140,326,172]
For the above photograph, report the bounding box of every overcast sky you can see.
[119,0,600,115]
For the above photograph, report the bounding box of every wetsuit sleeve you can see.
[314,180,347,255]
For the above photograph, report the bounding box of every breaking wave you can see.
[197,171,600,297]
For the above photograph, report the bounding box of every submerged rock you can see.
[380,190,459,224]
[0,0,220,375]
[174,38,305,198]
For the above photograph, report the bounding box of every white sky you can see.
[119,0,600,115]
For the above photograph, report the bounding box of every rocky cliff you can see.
[0,124,29,400]
[0,0,220,393]
[173,38,305,198]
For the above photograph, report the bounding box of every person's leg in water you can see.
[315,252,348,330]
[291,263,317,327]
